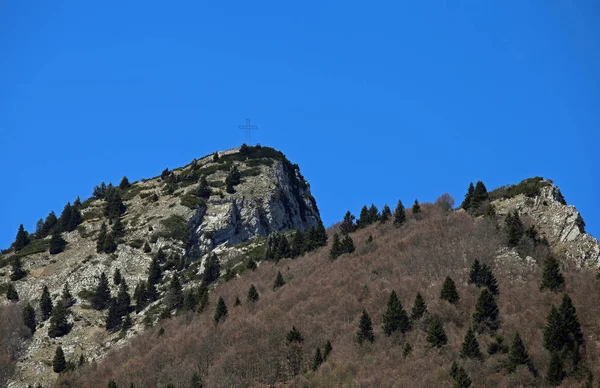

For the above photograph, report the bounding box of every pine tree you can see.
[393,200,406,227]
[380,204,391,223]
[196,175,211,199]
[426,315,448,347]
[113,268,122,285]
[540,256,565,292]
[48,301,70,338]
[450,360,459,379]
[14,224,30,251]
[471,181,489,209]
[119,176,131,190]
[213,151,219,162]
[505,210,524,247]
[97,223,108,253]
[356,309,375,344]
[357,205,369,228]
[233,296,241,306]
[104,190,126,219]
[22,303,36,334]
[116,280,131,317]
[382,291,410,335]
[107,380,117,388]
[453,365,472,388]
[487,335,509,355]
[143,241,151,253]
[49,230,67,255]
[247,284,259,303]
[246,258,257,271]
[273,271,286,290]
[311,347,323,371]
[461,182,475,211]
[329,233,342,260]
[202,253,221,284]
[339,211,356,235]
[440,276,460,304]
[290,230,305,258]
[286,326,304,344]
[460,327,482,359]
[133,281,149,313]
[411,292,427,320]
[10,256,26,281]
[6,283,19,301]
[111,217,125,239]
[412,200,421,216]
[61,282,75,307]
[53,346,66,373]
[543,306,565,353]
[315,220,328,247]
[472,288,499,333]
[546,352,564,386]
[477,263,499,295]
[507,332,531,373]
[121,313,132,332]
[341,235,355,254]
[165,274,183,311]
[147,256,162,301]
[368,204,380,224]
[559,294,583,350]
[102,232,118,254]
[92,272,111,310]
[323,340,333,361]
[40,285,53,321]
[41,211,58,237]
[105,298,121,332]
[468,259,481,285]
[214,297,228,323]
[402,342,412,358]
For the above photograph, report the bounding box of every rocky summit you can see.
[0,145,323,387]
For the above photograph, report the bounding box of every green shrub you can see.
[83,208,103,221]
[13,239,51,258]
[489,177,550,201]
[129,239,145,249]
[159,215,190,244]
[180,194,205,210]
[121,185,144,201]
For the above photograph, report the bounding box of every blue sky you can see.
[1,1,598,249]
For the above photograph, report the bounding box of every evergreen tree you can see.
[196,175,211,199]
[357,205,369,228]
[165,274,183,311]
[92,272,111,310]
[119,176,131,190]
[10,256,26,281]
[426,315,448,347]
[246,258,257,271]
[339,211,356,235]
[487,335,509,355]
[61,282,75,307]
[116,280,131,317]
[329,233,342,260]
[341,235,355,254]
[233,296,241,307]
[97,223,108,253]
[113,268,122,285]
[505,210,524,247]
[440,276,460,304]
[411,292,427,320]
[48,301,70,338]
[356,309,375,345]
[315,220,328,247]
[121,313,132,332]
[543,306,566,353]
[53,346,66,373]
[412,200,421,216]
[453,365,472,388]
[380,204,391,223]
[102,232,118,254]
[468,259,481,285]
[104,190,126,219]
[213,151,219,162]
[507,332,531,373]
[40,285,53,321]
[382,290,410,335]
[460,327,482,359]
[290,230,305,258]
[111,217,125,239]
[23,303,36,334]
[471,181,489,209]
[273,271,286,290]
[472,288,499,333]
[133,281,149,313]
[6,283,19,301]
[107,380,117,388]
[323,340,333,361]
[14,224,30,251]
[143,241,151,253]
[368,204,380,224]
[477,263,499,295]
[49,230,67,255]
[559,294,583,350]
[147,256,162,300]
[393,200,406,226]
[202,253,220,284]
[311,347,323,371]
[247,284,259,303]
[105,298,121,332]
[546,352,564,386]
[461,182,475,211]
[41,211,58,237]
[214,296,228,323]
[66,205,83,232]
[540,256,565,292]
[450,360,459,379]
[402,342,412,358]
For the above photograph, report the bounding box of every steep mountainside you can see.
[0,146,323,387]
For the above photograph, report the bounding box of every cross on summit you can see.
[239,119,258,144]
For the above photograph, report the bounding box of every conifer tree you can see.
[53,346,66,373]
[329,233,342,260]
[382,290,410,335]
[540,256,565,292]
[273,271,286,290]
[233,296,241,307]
[147,256,162,301]
[477,263,499,295]
[311,347,323,371]
[107,379,117,388]
[22,303,36,334]
[116,280,131,317]
[202,253,220,285]
[196,175,211,199]
[119,176,131,190]
[102,232,118,254]
[61,282,75,307]
[453,365,472,388]
[41,211,58,237]
[247,284,259,303]
[323,340,333,361]
[460,327,482,359]
[49,230,67,255]
[440,276,460,304]
[289,230,305,258]
[546,352,564,386]
[507,332,531,373]
[357,205,369,228]
[92,272,111,310]
[143,241,151,253]
[14,224,30,251]
[315,220,328,247]
[505,210,524,247]
[402,342,412,358]
[380,204,391,223]
[105,298,121,332]
[472,288,499,333]
[356,309,375,345]
[104,190,126,219]
[213,151,219,162]
[426,315,448,347]
[471,181,489,209]
[368,204,380,224]
[121,313,132,332]
[450,360,459,379]
[341,235,355,254]
[133,281,149,313]
[111,217,125,239]
[40,285,53,321]
[487,335,509,355]
[412,200,421,216]
[97,223,108,253]
[393,200,406,227]
[6,283,19,301]
[286,326,304,343]
[113,268,122,285]
[214,296,228,323]
[559,294,583,350]
[10,256,26,281]
[165,274,183,311]
[411,292,427,320]
[246,258,257,271]
[48,301,70,338]
[543,306,565,353]
[339,211,356,235]
[461,182,475,211]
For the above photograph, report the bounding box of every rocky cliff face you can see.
[491,180,599,268]
[0,146,321,387]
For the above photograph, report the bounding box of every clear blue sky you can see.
[1,1,598,249]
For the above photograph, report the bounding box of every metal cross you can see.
[238,118,258,144]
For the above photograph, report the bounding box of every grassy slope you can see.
[60,204,600,387]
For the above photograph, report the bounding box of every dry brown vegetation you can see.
[0,303,31,386]
[58,205,600,387]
